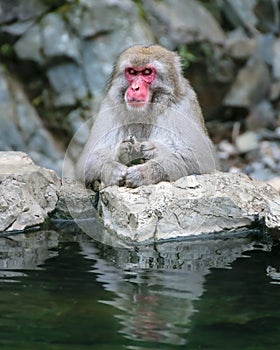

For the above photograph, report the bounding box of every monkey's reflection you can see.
[80,234,265,345]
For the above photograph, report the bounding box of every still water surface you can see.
[0,230,279,350]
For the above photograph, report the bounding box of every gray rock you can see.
[222,0,257,30]
[144,0,225,49]
[246,100,276,130]
[14,24,44,64]
[82,39,115,98]
[66,109,91,161]
[1,19,34,37]
[254,34,274,66]
[254,0,280,33]
[0,152,61,232]
[0,66,64,174]
[0,66,25,151]
[67,0,132,38]
[41,13,81,62]
[67,109,91,145]
[270,80,280,101]
[226,29,256,60]
[235,131,259,153]
[53,177,97,221]
[0,0,47,24]
[272,39,280,79]
[99,172,280,243]
[267,177,280,193]
[223,58,270,108]
[15,12,81,65]
[218,140,237,160]
[47,63,88,107]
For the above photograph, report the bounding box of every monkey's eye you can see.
[142,68,153,76]
[127,68,137,75]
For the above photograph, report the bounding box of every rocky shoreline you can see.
[1,151,279,243]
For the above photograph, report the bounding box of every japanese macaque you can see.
[77,45,219,188]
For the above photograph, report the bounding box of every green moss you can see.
[0,43,15,59]
[132,0,147,21]
[178,45,197,69]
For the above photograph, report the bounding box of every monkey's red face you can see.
[124,66,156,109]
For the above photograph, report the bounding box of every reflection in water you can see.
[80,230,270,347]
[0,229,278,349]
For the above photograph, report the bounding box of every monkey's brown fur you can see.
[77,45,219,188]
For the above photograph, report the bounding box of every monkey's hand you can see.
[116,137,144,166]
[125,160,168,188]
[101,161,128,187]
[139,141,157,160]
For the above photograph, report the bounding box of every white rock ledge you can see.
[100,172,280,242]
[0,152,61,231]
[1,152,279,243]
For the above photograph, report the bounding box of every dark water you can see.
[0,229,279,350]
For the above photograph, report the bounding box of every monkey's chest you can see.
[123,123,152,141]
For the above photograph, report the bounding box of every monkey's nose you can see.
[131,83,139,91]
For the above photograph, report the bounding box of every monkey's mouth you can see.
[126,98,147,108]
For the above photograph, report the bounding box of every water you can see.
[0,229,279,350]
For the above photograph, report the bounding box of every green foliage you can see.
[132,0,147,20]
[0,44,14,58]
[178,45,197,69]
[200,42,213,58]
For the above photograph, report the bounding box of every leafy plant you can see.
[178,45,197,69]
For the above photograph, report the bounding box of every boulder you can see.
[0,152,61,232]
[99,172,280,243]
[41,13,81,63]
[272,39,280,80]
[0,66,65,175]
[221,0,257,30]
[53,177,97,221]
[226,29,256,60]
[46,63,88,107]
[143,0,225,49]
[223,58,270,108]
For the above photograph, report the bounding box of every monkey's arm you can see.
[125,140,217,187]
[124,143,188,187]
[76,146,127,187]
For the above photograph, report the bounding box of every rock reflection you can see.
[0,231,60,271]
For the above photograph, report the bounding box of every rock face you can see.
[99,172,280,243]
[53,177,97,221]
[143,0,225,48]
[0,66,64,175]
[0,152,61,232]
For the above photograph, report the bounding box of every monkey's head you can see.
[109,45,186,112]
